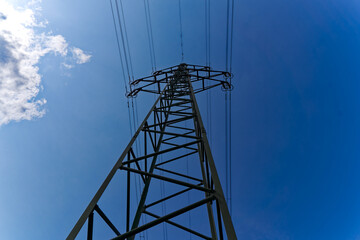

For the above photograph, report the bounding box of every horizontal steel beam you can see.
[143,129,199,140]
[111,195,216,240]
[144,115,193,129]
[155,150,198,167]
[121,140,201,165]
[161,129,196,142]
[144,184,200,209]
[120,166,211,193]
[161,141,197,151]
[155,166,202,182]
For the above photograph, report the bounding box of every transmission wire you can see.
[208,0,211,68]
[119,0,142,163]
[225,92,228,205]
[113,0,149,237]
[229,0,235,216]
[146,0,157,70]
[110,0,127,90]
[110,0,134,136]
[116,0,140,179]
[178,0,184,62]
[119,0,135,81]
[230,0,234,76]
[114,0,131,83]
[205,0,208,66]
[111,1,141,238]
[143,0,157,73]
[205,0,209,138]
[225,0,230,209]
[143,0,154,72]
[224,0,235,215]
[205,0,212,147]
[209,0,212,147]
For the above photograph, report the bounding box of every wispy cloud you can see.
[0,0,91,126]
[72,47,91,64]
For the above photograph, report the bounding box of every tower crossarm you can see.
[127,63,232,97]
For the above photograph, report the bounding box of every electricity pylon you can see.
[67,63,237,240]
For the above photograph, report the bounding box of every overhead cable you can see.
[143,0,157,72]
[205,0,212,147]
[225,0,235,215]
[114,0,131,83]
[110,0,127,92]
[119,0,135,81]
[229,0,234,215]
[178,0,184,62]
[111,2,147,236]
[147,0,157,70]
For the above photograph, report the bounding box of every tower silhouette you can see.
[67,63,237,240]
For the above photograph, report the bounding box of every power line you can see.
[111,2,148,237]
[114,0,141,172]
[143,0,156,72]
[225,91,228,206]
[230,0,234,74]
[178,0,184,62]
[114,0,131,83]
[146,0,157,70]
[119,1,150,235]
[119,0,135,81]
[143,0,154,72]
[205,0,211,67]
[205,0,209,142]
[230,0,234,216]
[205,0,208,66]
[205,0,212,147]
[225,0,235,215]
[208,0,211,67]
[110,0,127,91]
[229,0,235,216]
[110,0,135,149]
[225,0,230,210]
[113,0,139,155]
[225,0,230,72]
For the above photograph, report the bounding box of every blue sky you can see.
[1,0,360,239]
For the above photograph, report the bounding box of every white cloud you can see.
[72,47,91,64]
[62,63,74,69]
[45,35,68,56]
[0,0,91,126]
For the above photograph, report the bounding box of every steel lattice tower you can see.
[67,63,237,240]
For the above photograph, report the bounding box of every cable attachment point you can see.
[221,72,234,91]
[221,83,234,92]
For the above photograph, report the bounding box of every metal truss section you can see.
[67,64,237,240]
[127,63,233,97]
